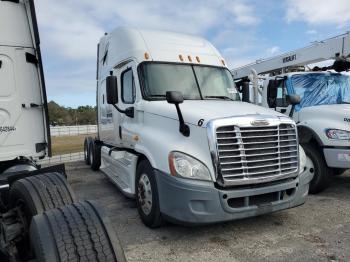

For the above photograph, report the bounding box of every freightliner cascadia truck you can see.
[85,27,313,228]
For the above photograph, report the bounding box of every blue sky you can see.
[35,0,350,108]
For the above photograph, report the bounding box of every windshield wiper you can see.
[204,96,233,101]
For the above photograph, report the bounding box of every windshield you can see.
[139,63,240,101]
[291,73,350,111]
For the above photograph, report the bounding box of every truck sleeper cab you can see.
[261,71,350,193]
[92,27,312,227]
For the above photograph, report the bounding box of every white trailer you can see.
[232,32,350,193]
[0,1,125,261]
[86,27,313,228]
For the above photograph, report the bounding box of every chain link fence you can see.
[38,125,98,165]
[50,125,97,136]
[39,152,85,165]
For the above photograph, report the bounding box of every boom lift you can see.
[232,32,350,194]
[0,1,125,261]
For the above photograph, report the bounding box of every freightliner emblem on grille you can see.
[251,120,270,126]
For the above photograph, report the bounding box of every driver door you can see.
[116,61,138,149]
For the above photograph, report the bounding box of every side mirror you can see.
[166,91,184,104]
[286,94,301,105]
[165,91,189,137]
[106,75,118,104]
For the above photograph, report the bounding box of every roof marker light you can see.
[144,52,150,60]
[188,55,192,62]
[221,59,226,66]
[179,54,184,61]
[196,56,200,63]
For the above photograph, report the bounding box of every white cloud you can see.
[266,46,280,55]
[306,30,317,35]
[286,0,350,27]
[227,3,260,26]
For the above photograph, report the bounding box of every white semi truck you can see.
[0,1,125,261]
[232,32,350,194]
[85,27,313,228]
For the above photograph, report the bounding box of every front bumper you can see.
[324,148,350,168]
[155,169,313,225]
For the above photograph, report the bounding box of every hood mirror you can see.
[166,91,190,137]
[286,94,301,105]
[286,94,301,117]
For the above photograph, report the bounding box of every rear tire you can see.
[30,201,126,262]
[302,144,330,194]
[89,140,101,171]
[136,160,162,228]
[84,137,93,165]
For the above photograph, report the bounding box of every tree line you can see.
[48,101,96,126]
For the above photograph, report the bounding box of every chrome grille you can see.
[216,124,298,183]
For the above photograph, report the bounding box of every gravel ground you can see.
[66,161,350,262]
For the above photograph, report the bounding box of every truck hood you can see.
[299,104,350,129]
[142,100,286,126]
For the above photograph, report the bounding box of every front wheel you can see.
[302,144,330,194]
[136,160,162,228]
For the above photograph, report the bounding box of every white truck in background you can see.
[232,32,350,194]
[0,1,125,261]
[85,27,313,228]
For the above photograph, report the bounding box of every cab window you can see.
[121,69,135,104]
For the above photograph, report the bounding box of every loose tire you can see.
[9,172,76,223]
[302,144,330,194]
[30,201,126,262]
[84,137,93,165]
[9,172,76,259]
[136,160,162,228]
[89,139,101,171]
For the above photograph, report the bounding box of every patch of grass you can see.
[51,135,95,156]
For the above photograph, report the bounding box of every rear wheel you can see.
[302,144,330,194]
[30,201,126,262]
[89,140,101,171]
[84,137,93,165]
[136,160,162,228]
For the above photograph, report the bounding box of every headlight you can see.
[326,129,350,140]
[168,151,212,181]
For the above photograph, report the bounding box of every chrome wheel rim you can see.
[138,174,153,215]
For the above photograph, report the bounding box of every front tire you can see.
[302,144,330,194]
[136,160,162,228]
